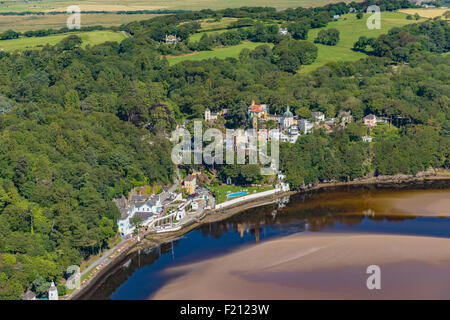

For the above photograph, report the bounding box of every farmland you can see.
[0,13,158,33]
[0,0,363,13]
[197,17,239,31]
[186,11,427,72]
[0,30,127,51]
[300,11,425,72]
[398,8,449,19]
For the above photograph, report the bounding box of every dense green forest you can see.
[0,0,448,299]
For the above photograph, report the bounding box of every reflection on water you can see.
[80,181,450,300]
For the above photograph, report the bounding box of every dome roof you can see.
[283,105,293,118]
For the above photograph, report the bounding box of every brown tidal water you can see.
[80,180,450,300]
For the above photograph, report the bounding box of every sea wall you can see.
[215,188,282,210]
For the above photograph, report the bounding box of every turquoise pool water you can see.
[227,191,248,198]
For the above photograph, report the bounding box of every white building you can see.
[298,119,313,134]
[269,129,280,140]
[362,135,373,142]
[280,105,294,128]
[118,215,134,237]
[278,27,289,35]
[165,35,178,44]
[288,125,298,135]
[48,282,58,300]
[205,108,219,122]
[280,182,290,192]
[176,209,186,220]
[377,116,390,124]
[288,133,299,144]
[129,196,161,216]
[311,111,325,122]
[117,195,162,236]
[280,132,289,142]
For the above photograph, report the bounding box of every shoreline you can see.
[70,170,450,300]
[151,232,450,300]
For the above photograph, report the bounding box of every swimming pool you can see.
[226,191,248,198]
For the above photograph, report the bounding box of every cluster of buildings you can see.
[203,101,358,145]
[22,282,59,300]
[363,114,390,127]
[165,35,179,44]
[245,100,355,143]
[204,108,229,122]
[116,194,164,236]
[204,101,392,146]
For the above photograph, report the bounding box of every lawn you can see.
[207,184,274,204]
[299,44,367,73]
[166,41,272,65]
[300,12,424,72]
[0,30,128,51]
[398,8,449,19]
[197,17,239,30]
[189,25,253,42]
[189,29,230,42]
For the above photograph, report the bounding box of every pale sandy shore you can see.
[386,189,450,217]
[151,233,450,300]
[283,189,450,218]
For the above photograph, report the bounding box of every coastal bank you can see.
[70,169,450,299]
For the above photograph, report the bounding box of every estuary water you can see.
[80,180,450,300]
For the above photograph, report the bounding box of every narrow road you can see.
[80,237,129,278]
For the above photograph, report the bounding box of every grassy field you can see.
[189,28,232,42]
[0,13,158,33]
[167,41,272,65]
[398,8,449,19]
[207,184,274,204]
[0,0,363,13]
[196,17,239,31]
[0,30,127,51]
[300,12,424,72]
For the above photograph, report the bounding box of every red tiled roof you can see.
[248,104,265,113]
[184,174,196,182]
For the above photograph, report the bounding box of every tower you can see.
[48,281,58,300]
[252,116,258,130]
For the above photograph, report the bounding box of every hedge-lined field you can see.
[0,30,127,51]
[301,12,424,72]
